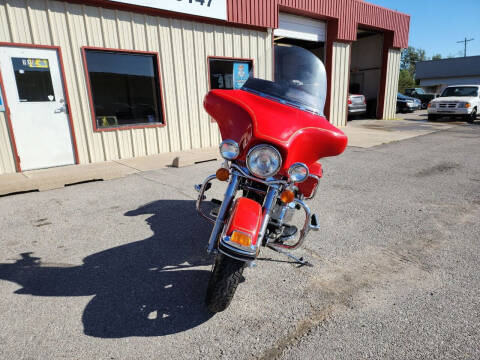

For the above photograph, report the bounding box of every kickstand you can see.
[267,245,313,267]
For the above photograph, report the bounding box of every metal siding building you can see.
[0,0,409,175]
[416,56,480,94]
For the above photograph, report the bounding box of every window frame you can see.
[81,46,166,132]
[207,55,255,91]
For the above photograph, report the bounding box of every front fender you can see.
[226,197,263,246]
[219,197,263,259]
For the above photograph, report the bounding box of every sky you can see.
[366,0,480,58]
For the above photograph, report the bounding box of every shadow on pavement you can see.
[0,200,216,338]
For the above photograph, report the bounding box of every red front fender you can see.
[225,197,263,246]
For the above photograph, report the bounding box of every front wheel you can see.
[205,254,246,313]
[467,109,477,123]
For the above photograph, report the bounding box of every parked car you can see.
[404,88,437,109]
[347,94,367,117]
[397,93,421,113]
[427,85,480,123]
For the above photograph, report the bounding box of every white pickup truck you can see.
[428,85,480,123]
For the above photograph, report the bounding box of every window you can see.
[84,49,164,129]
[12,58,55,102]
[441,86,479,98]
[209,58,253,90]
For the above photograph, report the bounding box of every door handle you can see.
[54,106,66,113]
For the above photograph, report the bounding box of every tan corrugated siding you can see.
[383,48,401,119]
[329,42,350,127]
[0,0,272,174]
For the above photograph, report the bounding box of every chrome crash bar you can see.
[268,198,320,251]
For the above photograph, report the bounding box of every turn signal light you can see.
[465,103,471,108]
[427,103,431,108]
[280,189,295,204]
[230,231,252,247]
[216,167,230,181]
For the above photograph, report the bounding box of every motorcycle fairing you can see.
[204,89,348,173]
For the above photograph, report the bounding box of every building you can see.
[416,56,480,94]
[0,0,409,175]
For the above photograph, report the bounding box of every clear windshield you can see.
[441,86,479,97]
[242,45,327,116]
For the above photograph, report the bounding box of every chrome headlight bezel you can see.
[219,140,240,160]
[288,163,309,183]
[246,144,282,179]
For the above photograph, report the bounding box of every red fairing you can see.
[225,197,263,246]
[204,89,348,175]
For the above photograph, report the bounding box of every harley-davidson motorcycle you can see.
[196,45,348,313]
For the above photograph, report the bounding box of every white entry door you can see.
[0,46,75,171]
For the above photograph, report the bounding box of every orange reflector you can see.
[230,231,252,247]
[216,167,230,181]
[280,189,295,203]
[466,103,471,108]
[427,103,431,108]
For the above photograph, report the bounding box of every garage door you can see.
[274,13,326,42]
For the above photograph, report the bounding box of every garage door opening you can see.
[349,28,384,119]
[274,13,326,62]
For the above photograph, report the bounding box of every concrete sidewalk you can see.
[0,114,459,196]
[0,147,219,196]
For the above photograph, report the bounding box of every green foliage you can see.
[398,69,416,93]
[431,54,442,60]
[400,46,427,77]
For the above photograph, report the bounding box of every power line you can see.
[456,37,474,57]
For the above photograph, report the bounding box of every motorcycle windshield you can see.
[242,44,327,116]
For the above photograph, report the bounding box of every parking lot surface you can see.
[1,122,479,359]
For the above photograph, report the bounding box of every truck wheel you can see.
[205,254,245,313]
[467,108,477,123]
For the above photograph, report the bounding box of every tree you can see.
[398,69,416,93]
[431,54,442,60]
[400,46,427,77]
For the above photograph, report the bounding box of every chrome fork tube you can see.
[207,172,239,254]
[257,185,279,245]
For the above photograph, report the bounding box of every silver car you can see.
[348,94,367,117]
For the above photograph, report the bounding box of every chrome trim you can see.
[288,162,309,183]
[221,236,257,255]
[219,139,240,160]
[231,164,287,186]
[304,174,320,200]
[246,144,283,179]
[267,198,315,250]
[206,173,240,254]
[218,246,252,263]
[196,174,217,224]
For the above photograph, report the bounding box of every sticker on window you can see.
[233,62,249,89]
[0,88,4,112]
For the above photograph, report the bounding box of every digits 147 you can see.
[177,0,213,7]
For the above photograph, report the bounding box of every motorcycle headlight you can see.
[246,145,282,178]
[288,163,309,183]
[219,140,239,160]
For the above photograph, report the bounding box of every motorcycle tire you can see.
[205,254,245,313]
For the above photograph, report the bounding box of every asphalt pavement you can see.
[0,121,479,359]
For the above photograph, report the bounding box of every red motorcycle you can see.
[196,45,348,312]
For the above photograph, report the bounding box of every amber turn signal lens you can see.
[465,103,471,108]
[280,189,295,204]
[216,167,230,181]
[230,231,252,247]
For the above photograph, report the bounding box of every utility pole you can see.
[457,37,474,57]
